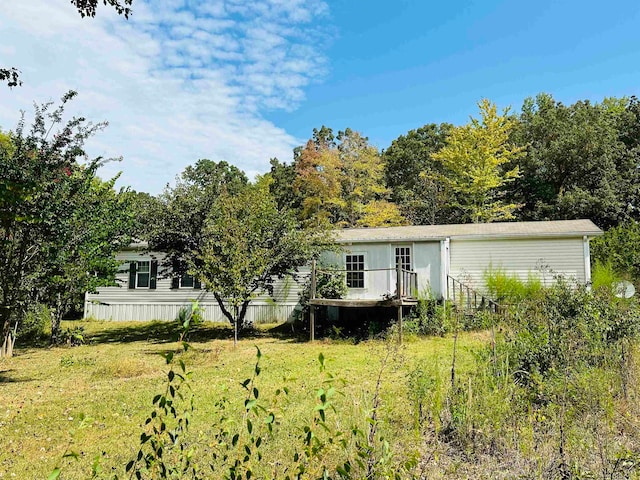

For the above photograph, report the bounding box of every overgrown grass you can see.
[0,319,485,479]
[3,296,640,479]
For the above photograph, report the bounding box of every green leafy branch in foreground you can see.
[49,304,417,478]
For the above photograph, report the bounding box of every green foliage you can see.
[17,303,51,343]
[499,282,640,391]
[404,291,449,336]
[297,265,347,319]
[147,159,249,281]
[407,359,445,431]
[0,92,133,354]
[591,220,640,283]
[61,325,86,347]
[483,265,543,303]
[383,123,456,225]
[591,259,623,293]
[511,93,639,228]
[438,284,640,476]
[430,99,524,223]
[199,179,327,338]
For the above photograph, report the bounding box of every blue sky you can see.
[268,0,640,150]
[1,0,639,192]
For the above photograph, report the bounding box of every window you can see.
[395,246,411,271]
[128,260,157,289]
[180,273,201,289]
[346,254,365,288]
[136,261,150,288]
[180,273,194,288]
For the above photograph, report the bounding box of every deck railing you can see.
[446,275,502,314]
[311,260,417,301]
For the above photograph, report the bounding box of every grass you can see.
[0,320,487,478]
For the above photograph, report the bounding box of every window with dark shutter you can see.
[136,261,150,288]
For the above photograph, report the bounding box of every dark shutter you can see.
[150,260,158,290]
[194,278,202,290]
[128,262,136,289]
[170,258,180,289]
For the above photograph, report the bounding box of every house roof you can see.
[334,219,603,243]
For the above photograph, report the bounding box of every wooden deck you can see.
[308,260,418,342]
[308,297,418,307]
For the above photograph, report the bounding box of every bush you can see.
[483,266,543,303]
[17,303,51,343]
[439,283,640,474]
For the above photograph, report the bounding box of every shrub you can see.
[17,303,51,343]
[483,266,543,303]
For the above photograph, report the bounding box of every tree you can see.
[431,99,524,223]
[268,157,302,212]
[293,136,344,226]
[0,92,132,355]
[147,159,248,280]
[293,127,405,228]
[72,0,133,18]
[36,175,134,342]
[0,68,21,88]
[511,94,636,228]
[383,123,454,224]
[198,179,325,345]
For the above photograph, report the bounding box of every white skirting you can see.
[84,302,298,324]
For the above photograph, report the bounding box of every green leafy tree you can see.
[0,92,131,354]
[511,93,637,228]
[36,176,134,343]
[198,179,326,345]
[148,159,248,280]
[383,123,454,224]
[268,157,302,212]
[431,99,524,223]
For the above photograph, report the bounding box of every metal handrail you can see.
[447,275,502,314]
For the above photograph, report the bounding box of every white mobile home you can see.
[85,219,602,322]
[318,219,602,304]
[84,243,304,322]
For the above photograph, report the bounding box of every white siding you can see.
[321,242,441,300]
[85,250,307,323]
[413,242,442,298]
[449,237,586,293]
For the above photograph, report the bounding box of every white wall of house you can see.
[84,250,307,323]
[413,242,442,298]
[322,241,442,300]
[448,236,588,293]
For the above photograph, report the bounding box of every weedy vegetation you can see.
[2,283,640,479]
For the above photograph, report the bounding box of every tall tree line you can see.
[270,94,640,230]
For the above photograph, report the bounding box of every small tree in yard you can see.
[198,179,326,345]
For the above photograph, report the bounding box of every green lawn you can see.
[0,320,488,479]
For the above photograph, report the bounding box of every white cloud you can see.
[0,0,330,193]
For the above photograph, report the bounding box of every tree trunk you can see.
[50,293,64,345]
[0,307,15,358]
[233,305,239,347]
[1,322,17,358]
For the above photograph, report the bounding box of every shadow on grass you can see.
[0,369,30,383]
[84,320,307,345]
